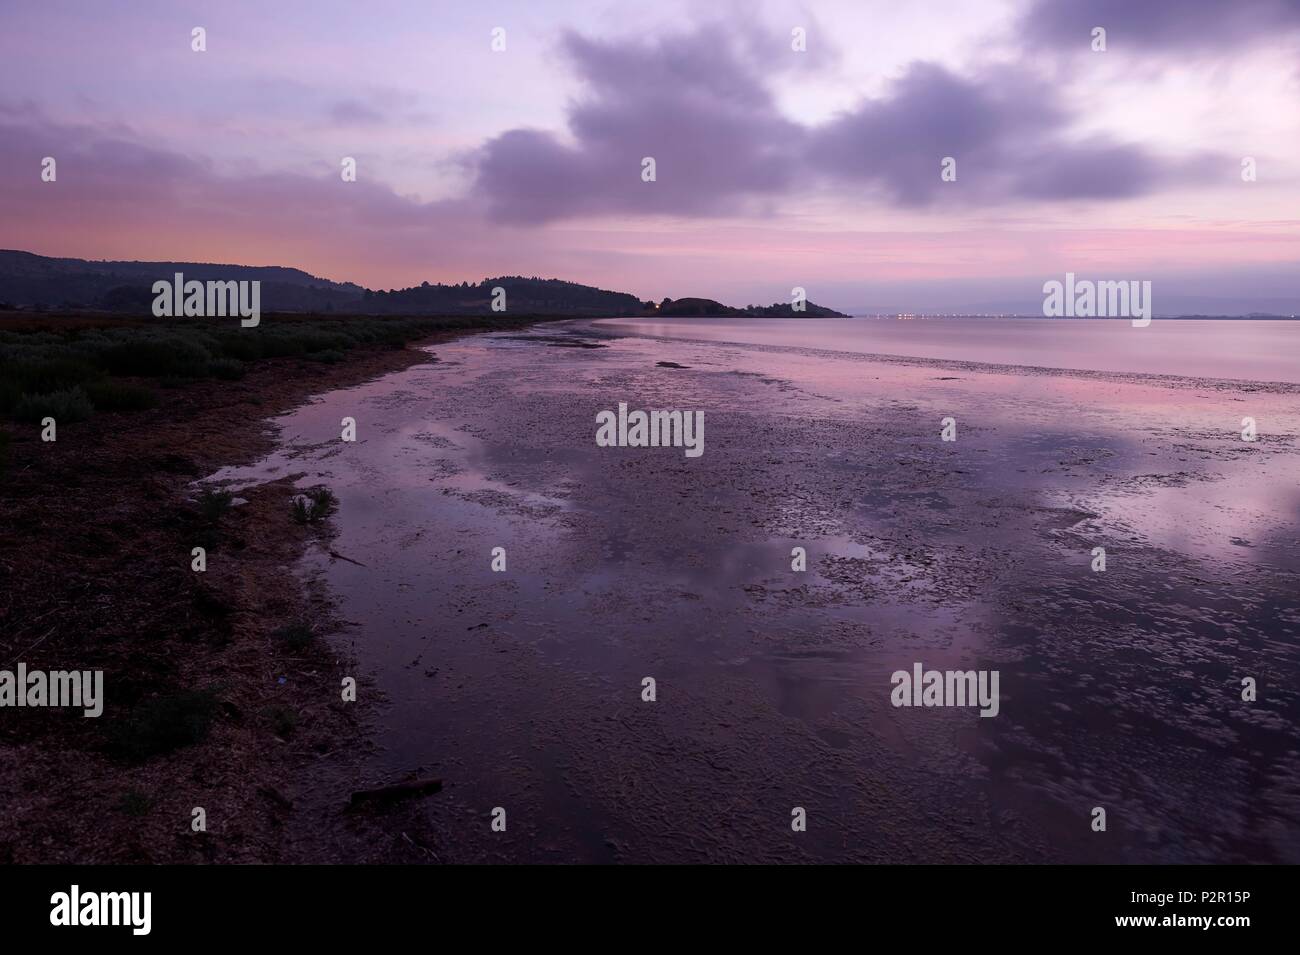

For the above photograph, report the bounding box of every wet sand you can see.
[213,320,1300,863]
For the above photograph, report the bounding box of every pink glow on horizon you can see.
[2,0,1298,310]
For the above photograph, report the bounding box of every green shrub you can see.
[207,357,246,380]
[83,378,158,412]
[197,487,234,523]
[11,356,101,394]
[272,622,315,651]
[261,704,298,738]
[291,485,337,524]
[116,789,153,817]
[101,337,213,378]
[110,689,219,761]
[12,387,94,424]
[0,377,20,414]
[212,333,262,361]
[308,349,346,364]
[0,315,537,417]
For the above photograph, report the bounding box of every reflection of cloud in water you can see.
[199,320,1300,863]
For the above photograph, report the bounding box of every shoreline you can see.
[0,322,503,863]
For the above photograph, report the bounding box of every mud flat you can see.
[210,319,1300,863]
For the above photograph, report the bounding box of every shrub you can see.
[110,689,219,761]
[0,377,20,414]
[207,357,246,380]
[101,336,213,378]
[196,487,234,523]
[308,349,346,364]
[291,485,337,524]
[12,356,101,394]
[12,387,94,424]
[212,333,262,361]
[272,622,315,651]
[262,704,298,738]
[83,378,158,412]
[116,789,153,817]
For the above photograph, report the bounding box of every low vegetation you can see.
[196,487,235,524]
[12,386,94,424]
[291,485,337,524]
[272,621,316,652]
[115,789,154,818]
[261,704,299,739]
[109,689,221,762]
[0,311,556,424]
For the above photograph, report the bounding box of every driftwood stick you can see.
[348,777,443,807]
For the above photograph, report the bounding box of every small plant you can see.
[307,349,346,364]
[110,689,220,761]
[261,704,298,739]
[116,789,153,817]
[272,621,315,651]
[12,387,94,424]
[207,357,246,380]
[291,485,338,524]
[197,487,234,524]
[83,379,158,412]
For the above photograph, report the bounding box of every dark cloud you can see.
[1012,141,1165,200]
[473,29,803,223]
[0,114,210,204]
[807,63,1060,205]
[809,64,1219,205]
[471,28,1217,222]
[1022,0,1300,49]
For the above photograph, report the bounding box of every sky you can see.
[1,0,1299,313]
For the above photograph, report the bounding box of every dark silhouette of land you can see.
[0,250,847,317]
[655,296,847,317]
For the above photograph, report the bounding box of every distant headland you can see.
[0,250,847,318]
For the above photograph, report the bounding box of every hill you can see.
[0,251,649,316]
[657,296,847,317]
[0,250,844,317]
[363,276,644,316]
[0,250,365,313]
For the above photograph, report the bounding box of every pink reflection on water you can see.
[601,317,1300,384]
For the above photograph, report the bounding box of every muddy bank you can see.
[0,326,497,863]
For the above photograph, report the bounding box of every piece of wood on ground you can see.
[348,777,443,808]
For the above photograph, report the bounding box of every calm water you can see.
[598,317,1300,384]
[210,319,1300,862]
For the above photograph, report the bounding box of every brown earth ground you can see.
[0,323,499,864]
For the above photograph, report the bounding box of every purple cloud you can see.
[471,28,1221,222]
[473,29,804,223]
[1022,0,1300,49]
[808,63,1061,205]
[810,63,1221,205]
